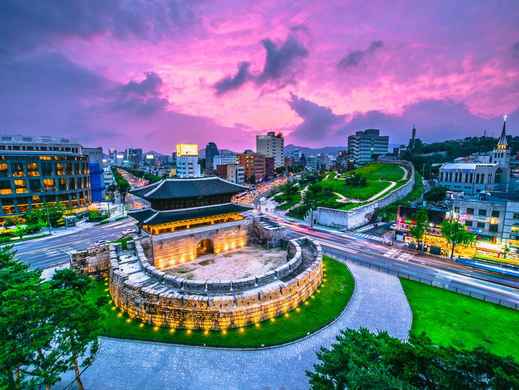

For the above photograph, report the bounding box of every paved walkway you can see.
[58,261,411,390]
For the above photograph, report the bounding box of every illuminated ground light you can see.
[169,328,176,334]
[186,329,192,335]
[239,327,245,334]
[139,323,145,328]
[296,307,301,313]
[255,322,260,328]
[284,313,290,318]
[304,301,309,306]
[111,306,116,311]
[270,318,276,323]
[126,318,132,323]
[117,312,123,318]
[153,326,160,332]
[222,329,228,335]
[204,330,209,336]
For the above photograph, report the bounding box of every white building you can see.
[176,144,201,178]
[347,129,389,165]
[256,131,284,169]
[439,117,511,194]
[450,192,519,250]
[226,164,245,184]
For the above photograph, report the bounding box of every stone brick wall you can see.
[107,222,323,331]
[69,244,111,277]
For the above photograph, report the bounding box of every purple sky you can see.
[1,0,518,152]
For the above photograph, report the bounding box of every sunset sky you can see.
[1,0,519,152]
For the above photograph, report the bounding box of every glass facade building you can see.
[0,135,91,217]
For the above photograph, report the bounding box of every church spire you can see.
[497,114,508,149]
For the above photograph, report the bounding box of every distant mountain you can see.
[284,144,346,156]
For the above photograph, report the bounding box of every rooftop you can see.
[0,135,80,145]
[128,203,251,225]
[129,176,248,200]
[440,162,496,170]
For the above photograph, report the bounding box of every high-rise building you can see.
[83,147,105,202]
[347,129,389,165]
[176,144,201,178]
[256,131,284,169]
[127,148,143,168]
[0,135,91,217]
[237,150,265,183]
[205,142,219,174]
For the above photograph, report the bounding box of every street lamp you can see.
[45,204,52,234]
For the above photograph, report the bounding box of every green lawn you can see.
[92,256,354,348]
[401,279,519,361]
[352,163,406,181]
[286,163,410,218]
[321,163,406,201]
[273,192,301,210]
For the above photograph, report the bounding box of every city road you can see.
[12,219,135,269]
[265,214,519,308]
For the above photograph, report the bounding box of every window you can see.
[43,178,55,188]
[513,213,519,220]
[489,224,499,233]
[465,220,473,227]
[454,207,460,213]
[478,209,487,217]
[477,222,485,229]
[466,208,474,215]
[491,210,500,218]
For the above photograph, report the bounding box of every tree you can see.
[0,247,60,389]
[424,186,447,202]
[441,218,476,259]
[50,269,107,390]
[111,166,131,203]
[307,328,519,389]
[345,173,367,187]
[409,208,429,252]
[0,248,105,389]
[13,225,29,240]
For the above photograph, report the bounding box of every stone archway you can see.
[196,239,214,257]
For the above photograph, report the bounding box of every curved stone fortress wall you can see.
[108,235,323,331]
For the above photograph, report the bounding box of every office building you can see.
[265,157,275,178]
[216,163,245,184]
[347,129,389,165]
[127,148,143,168]
[176,144,201,178]
[83,147,105,202]
[213,152,237,170]
[0,135,91,217]
[256,131,284,169]
[237,150,265,183]
[205,142,219,174]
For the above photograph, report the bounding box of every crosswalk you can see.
[351,232,388,243]
[383,248,415,262]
